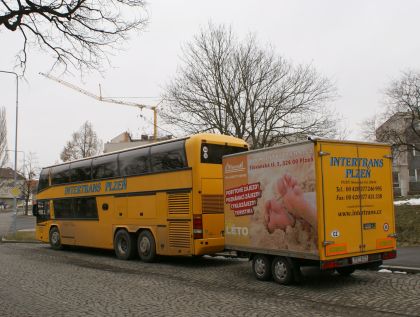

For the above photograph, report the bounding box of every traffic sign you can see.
[10,187,21,197]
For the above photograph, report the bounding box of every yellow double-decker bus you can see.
[34,133,247,261]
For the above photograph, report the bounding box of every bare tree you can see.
[0,0,148,73]
[375,70,420,154]
[19,152,39,215]
[359,113,384,142]
[162,24,338,149]
[60,121,102,161]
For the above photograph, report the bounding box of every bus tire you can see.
[252,254,272,281]
[49,226,63,250]
[137,230,156,262]
[114,229,136,260]
[271,257,294,285]
[336,266,356,276]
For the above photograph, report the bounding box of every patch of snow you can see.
[378,269,392,273]
[394,198,420,206]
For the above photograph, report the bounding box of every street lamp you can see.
[0,70,19,236]
[5,149,25,233]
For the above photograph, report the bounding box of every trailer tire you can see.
[114,229,136,260]
[336,266,356,276]
[252,254,272,281]
[271,257,294,285]
[137,230,157,263]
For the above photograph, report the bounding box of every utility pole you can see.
[0,70,19,236]
[40,73,159,140]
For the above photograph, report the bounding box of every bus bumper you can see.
[194,237,225,255]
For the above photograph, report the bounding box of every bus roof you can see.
[42,133,247,169]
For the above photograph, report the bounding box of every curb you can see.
[0,238,41,244]
[379,265,420,274]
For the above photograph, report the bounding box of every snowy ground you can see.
[394,198,420,206]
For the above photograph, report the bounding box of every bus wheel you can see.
[114,229,136,260]
[336,266,356,276]
[271,257,294,285]
[252,254,272,281]
[49,227,63,250]
[137,231,156,262]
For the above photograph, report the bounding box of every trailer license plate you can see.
[352,255,368,264]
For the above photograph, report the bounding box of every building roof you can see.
[0,168,25,180]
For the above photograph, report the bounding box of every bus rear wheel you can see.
[138,230,156,262]
[49,226,63,250]
[114,229,136,260]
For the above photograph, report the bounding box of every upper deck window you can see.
[69,159,92,182]
[92,154,119,180]
[51,164,71,185]
[38,168,50,191]
[151,140,187,172]
[201,143,247,164]
[119,147,150,176]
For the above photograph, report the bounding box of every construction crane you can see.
[40,72,158,140]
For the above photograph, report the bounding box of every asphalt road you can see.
[386,247,420,268]
[0,243,419,317]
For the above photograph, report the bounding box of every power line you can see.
[139,114,178,138]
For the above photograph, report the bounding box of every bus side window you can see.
[92,154,119,180]
[74,197,98,219]
[53,199,74,219]
[69,159,92,183]
[119,147,150,176]
[38,168,51,191]
[35,200,50,222]
[51,164,71,185]
[150,140,187,172]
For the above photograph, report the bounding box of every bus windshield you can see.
[200,143,247,164]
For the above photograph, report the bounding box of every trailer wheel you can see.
[114,229,136,260]
[271,257,294,285]
[252,254,272,281]
[336,266,356,276]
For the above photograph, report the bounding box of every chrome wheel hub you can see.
[139,237,150,254]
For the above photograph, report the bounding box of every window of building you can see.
[409,169,420,182]
[412,144,420,157]
[392,172,400,187]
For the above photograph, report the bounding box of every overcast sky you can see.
[1,0,420,169]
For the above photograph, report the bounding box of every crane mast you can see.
[40,72,158,140]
